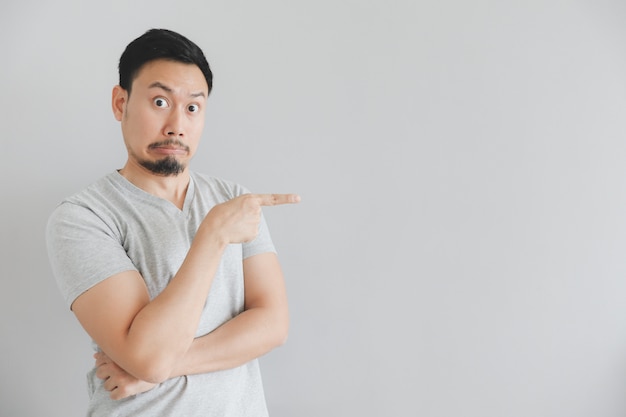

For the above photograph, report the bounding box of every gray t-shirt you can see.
[46,170,275,417]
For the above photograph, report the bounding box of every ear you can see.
[112,85,128,121]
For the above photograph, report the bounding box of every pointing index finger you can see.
[256,193,301,206]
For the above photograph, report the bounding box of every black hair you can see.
[118,28,213,94]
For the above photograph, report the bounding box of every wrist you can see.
[195,222,229,252]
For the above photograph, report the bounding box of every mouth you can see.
[149,139,190,155]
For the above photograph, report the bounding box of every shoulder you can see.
[60,172,123,208]
[47,172,128,233]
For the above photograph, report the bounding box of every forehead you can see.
[132,59,209,95]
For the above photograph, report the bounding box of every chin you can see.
[140,157,186,176]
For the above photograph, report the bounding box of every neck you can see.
[119,162,190,209]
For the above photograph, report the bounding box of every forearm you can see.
[92,308,287,400]
[170,305,289,377]
[107,232,227,383]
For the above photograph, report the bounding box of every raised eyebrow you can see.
[148,82,205,99]
[148,82,172,93]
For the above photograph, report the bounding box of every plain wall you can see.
[2,1,626,416]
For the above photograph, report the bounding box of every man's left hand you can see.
[94,351,158,400]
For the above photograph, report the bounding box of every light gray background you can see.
[2,1,626,416]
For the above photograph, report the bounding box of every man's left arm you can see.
[174,251,290,373]
[95,251,290,398]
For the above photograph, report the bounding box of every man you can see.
[46,28,299,416]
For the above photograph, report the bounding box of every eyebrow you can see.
[148,81,206,98]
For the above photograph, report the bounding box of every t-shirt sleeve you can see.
[46,202,137,309]
[243,212,276,259]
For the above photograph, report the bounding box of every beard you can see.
[139,156,186,176]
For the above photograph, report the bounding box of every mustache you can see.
[149,139,190,151]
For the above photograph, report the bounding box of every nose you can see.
[164,107,185,137]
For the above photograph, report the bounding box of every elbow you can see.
[278,322,289,346]
[125,353,176,384]
[273,318,289,347]
[136,367,170,385]
[276,334,288,348]
[259,313,289,350]
[271,331,288,349]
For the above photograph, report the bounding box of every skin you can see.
[72,59,300,400]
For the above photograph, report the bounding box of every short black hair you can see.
[118,28,213,94]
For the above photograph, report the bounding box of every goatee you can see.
[140,156,185,176]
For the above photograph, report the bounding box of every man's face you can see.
[112,59,209,176]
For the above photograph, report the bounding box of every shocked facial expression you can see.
[112,59,209,176]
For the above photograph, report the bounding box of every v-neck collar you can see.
[111,170,196,216]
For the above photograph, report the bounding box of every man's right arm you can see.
[69,193,298,384]
[71,218,226,383]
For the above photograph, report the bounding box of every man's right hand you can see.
[203,193,300,245]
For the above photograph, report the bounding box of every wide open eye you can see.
[154,97,169,108]
[188,104,200,113]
